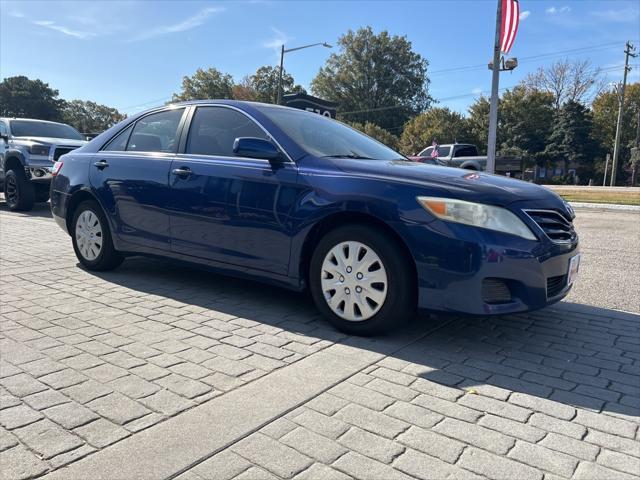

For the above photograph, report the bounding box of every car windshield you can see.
[256,106,402,161]
[9,120,84,140]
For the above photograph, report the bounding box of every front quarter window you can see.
[256,106,402,161]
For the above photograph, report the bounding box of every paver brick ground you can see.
[1,203,639,479]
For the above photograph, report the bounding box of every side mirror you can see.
[233,137,281,162]
[0,133,8,141]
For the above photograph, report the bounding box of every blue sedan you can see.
[50,100,579,335]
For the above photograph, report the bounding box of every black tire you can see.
[4,168,35,211]
[309,224,416,335]
[34,184,50,203]
[71,200,124,271]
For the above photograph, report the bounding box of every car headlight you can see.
[29,144,50,156]
[417,196,537,241]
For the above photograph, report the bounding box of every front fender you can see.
[287,166,441,280]
[2,149,26,171]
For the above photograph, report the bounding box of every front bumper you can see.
[26,166,54,182]
[396,219,579,316]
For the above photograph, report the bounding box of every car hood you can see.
[13,136,88,147]
[327,159,561,206]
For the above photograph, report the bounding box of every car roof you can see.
[0,117,71,126]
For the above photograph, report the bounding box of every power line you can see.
[430,41,639,76]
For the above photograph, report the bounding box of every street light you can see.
[276,42,332,104]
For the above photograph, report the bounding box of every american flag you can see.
[500,0,520,54]
[431,141,439,158]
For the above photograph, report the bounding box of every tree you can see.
[592,83,640,185]
[348,121,399,150]
[312,27,431,131]
[172,68,235,102]
[0,76,64,120]
[232,76,258,101]
[399,107,471,155]
[249,66,304,104]
[499,87,555,166]
[61,100,125,134]
[523,59,604,110]
[542,100,599,183]
[466,96,491,154]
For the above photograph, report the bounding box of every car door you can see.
[169,105,299,276]
[90,107,187,252]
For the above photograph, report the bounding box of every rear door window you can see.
[127,108,185,153]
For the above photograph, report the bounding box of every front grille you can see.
[547,275,567,298]
[53,147,77,161]
[481,278,512,304]
[524,209,576,243]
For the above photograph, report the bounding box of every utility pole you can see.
[603,153,610,186]
[486,0,503,175]
[631,110,640,186]
[610,41,637,186]
[277,44,285,104]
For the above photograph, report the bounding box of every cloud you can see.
[32,19,94,39]
[546,6,571,15]
[519,10,530,21]
[130,6,225,41]
[262,27,291,52]
[8,11,24,18]
[471,87,484,95]
[589,8,640,24]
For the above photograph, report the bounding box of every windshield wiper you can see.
[321,154,375,160]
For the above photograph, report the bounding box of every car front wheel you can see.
[309,224,416,335]
[4,169,35,211]
[71,200,123,271]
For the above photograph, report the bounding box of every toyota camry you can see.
[50,100,579,335]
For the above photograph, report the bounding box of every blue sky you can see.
[1,0,638,117]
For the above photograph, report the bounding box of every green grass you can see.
[555,191,640,206]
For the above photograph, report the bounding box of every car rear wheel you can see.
[4,169,35,211]
[309,224,416,335]
[71,200,123,271]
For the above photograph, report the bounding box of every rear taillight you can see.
[52,161,64,176]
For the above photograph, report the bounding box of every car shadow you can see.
[0,197,53,219]
[84,256,639,418]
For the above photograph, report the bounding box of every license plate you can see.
[568,254,581,286]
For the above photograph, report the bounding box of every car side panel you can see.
[89,151,174,252]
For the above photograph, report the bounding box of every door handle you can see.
[94,160,109,169]
[172,167,192,178]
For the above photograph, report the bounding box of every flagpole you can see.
[486,0,503,175]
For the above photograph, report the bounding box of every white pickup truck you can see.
[410,143,521,175]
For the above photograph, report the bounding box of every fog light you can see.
[481,278,512,304]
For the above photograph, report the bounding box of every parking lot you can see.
[1,201,638,480]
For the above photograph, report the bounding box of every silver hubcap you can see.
[75,210,103,261]
[321,241,388,322]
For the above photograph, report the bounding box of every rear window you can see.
[454,146,478,157]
